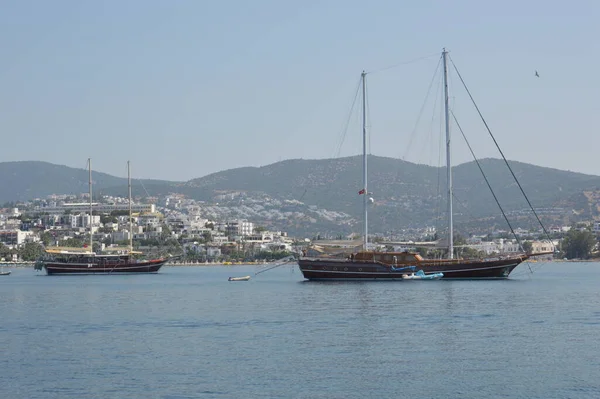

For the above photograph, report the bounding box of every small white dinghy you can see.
[401,270,443,280]
[228,276,251,281]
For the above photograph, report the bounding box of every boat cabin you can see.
[354,251,423,264]
[41,247,134,265]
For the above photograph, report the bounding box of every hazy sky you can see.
[1,0,598,181]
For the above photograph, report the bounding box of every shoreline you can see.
[5,259,600,269]
[167,261,278,267]
[1,261,282,268]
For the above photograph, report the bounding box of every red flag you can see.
[83,244,88,248]
[358,189,366,195]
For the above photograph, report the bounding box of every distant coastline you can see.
[167,261,274,267]
[5,259,600,269]
[2,261,276,268]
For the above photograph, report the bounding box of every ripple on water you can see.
[1,263,600,399]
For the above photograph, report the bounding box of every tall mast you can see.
[442,48,454,259]
[128,161,133,253]
[88,158,93,252]
[361,71,368,251]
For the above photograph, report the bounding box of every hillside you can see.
[2,157,600,236]
[0,161,176,203]
[177,156,600,235]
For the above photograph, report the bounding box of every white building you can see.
[244,232,274,243]
[138,213,162,228]
[207,246,222,258]
[79,214,101,228]
[531,240,556,253]
[0,230,32,246]
[262,242,292,252]
[226,220,254,237]
[462,239,521,255]
[111,231,130,243]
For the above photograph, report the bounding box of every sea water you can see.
[1,262,599,399]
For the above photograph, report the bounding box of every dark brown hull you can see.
[44,259,167,275]
[298,256,526,280]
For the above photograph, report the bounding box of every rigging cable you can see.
[449,56,553,245]
[452,192,480,224]
[368,52,441,75]
[450,110,524,252]
[333,76,363,158]
[254,256,296,276]
[380,56,443,232]
[401,55,442,161]
[136,177,152,199]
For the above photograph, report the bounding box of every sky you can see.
[1,0,598,181]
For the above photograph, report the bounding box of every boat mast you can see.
[442,48,454,259]
[88,158,93,252]
[128,161,133,253]
[361,71,368,251]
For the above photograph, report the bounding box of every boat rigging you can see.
[297,48,553,281]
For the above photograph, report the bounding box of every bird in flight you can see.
[535,70,540,77]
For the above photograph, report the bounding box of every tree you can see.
[202,231,212,243]
[100,215,118,224]
[453,233,467,246]
[19,242,45,261]
[456,247,486,259]
[40,231,53,246]
[522,241,533,254]
[424,232,439,242]
[497,232,512,240]
[561,230,597,259]
[160,224,172,241]
[62,237,85,248]
[0,243,10,259]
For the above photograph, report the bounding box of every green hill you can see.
[178,155,600,234]
[0,161,175,203]
[2,157,600,236]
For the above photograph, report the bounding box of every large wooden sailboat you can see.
[298,50,551,281]
[35,160,168,275]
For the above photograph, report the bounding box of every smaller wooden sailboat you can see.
[228,275,251,281]
[35,160,168,275]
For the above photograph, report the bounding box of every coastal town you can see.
[0,192,297,264]
[2,190,600,265]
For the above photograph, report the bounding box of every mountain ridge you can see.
[2,157,599,236]
[0,161,177,203]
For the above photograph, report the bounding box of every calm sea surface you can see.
[1,262,600,399]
